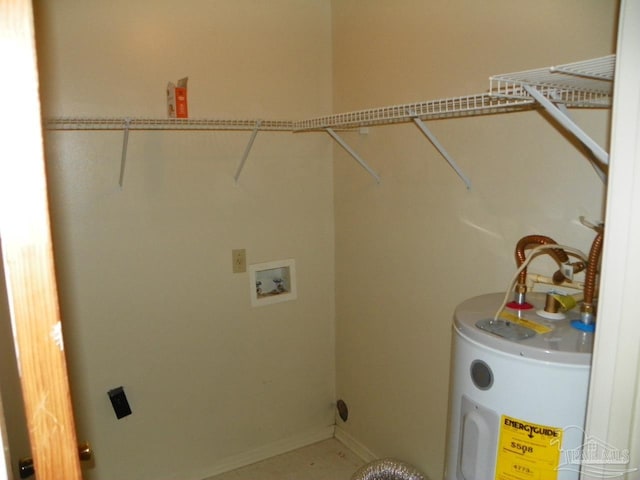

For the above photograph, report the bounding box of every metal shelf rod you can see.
[553,100,607,182]
[410,114,471,189]
[234,120,262,183]
[523,84,609,166]
[326,128,380,184]
[119,118,131,188]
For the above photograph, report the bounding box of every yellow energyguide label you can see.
[495,415,563,480]
[499,311,552,334]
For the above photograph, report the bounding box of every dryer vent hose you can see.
[351,458,427,480]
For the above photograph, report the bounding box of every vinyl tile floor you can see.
[205,438,366,480]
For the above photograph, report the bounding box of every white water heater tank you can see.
[444,292,593,480]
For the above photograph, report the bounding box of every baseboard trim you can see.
[334,426,378,463]
[198,425,335,479]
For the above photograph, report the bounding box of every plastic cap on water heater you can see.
[470,360,493,390]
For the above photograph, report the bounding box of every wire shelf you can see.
[45,117,295,131]
[550,55,615,81]
[45,56,615,133]
[293,94,534,131]
[43,55,615,187]
[490,55,614,107]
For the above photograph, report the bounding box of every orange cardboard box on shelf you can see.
[166,77,188,118]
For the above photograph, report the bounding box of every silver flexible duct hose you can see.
[351,458,427,480]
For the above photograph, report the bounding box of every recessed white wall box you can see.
[249,259,297,307]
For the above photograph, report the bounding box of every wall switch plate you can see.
[232,249,246,273]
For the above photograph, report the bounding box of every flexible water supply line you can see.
[580,229,604,326]
[351,458,427,480]
[513,235,586,306]
[494,243,588,321]
[516,237,563,289]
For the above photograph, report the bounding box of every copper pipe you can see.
[582,230,604,311]
[551,261,587,284]
[515,235,570,289]
[552,270,567,284]
[544,293,561,313]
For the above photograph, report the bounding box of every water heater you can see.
[444,292,593,480]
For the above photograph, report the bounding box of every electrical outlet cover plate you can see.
[108,386,132,419]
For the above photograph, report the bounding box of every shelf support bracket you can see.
[553,99,607,183]
[234,120,262,183]
[523,84,609,167]
[410,113,471,189]
[325,128,380,184]
[118,118,131,188]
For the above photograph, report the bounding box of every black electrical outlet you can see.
[108,386,132,419]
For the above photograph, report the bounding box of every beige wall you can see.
[33,2,335,480]
[331,1,617,479]
[2,2,620,480]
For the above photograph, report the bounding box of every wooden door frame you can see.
[0,1,82,479]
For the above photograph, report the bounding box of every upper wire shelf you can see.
[295,55,614,132]
[489,55,615,107]
[44,55,615,188]
[45,55,615,133]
